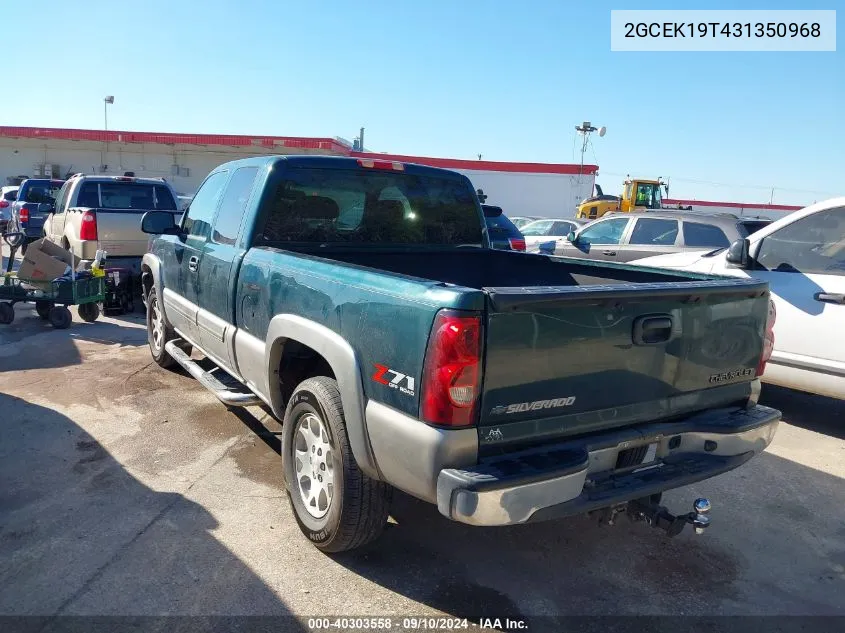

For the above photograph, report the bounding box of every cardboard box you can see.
[17,239,78,285]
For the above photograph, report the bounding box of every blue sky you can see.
[3,0,842,205]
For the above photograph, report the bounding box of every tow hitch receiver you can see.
[626,496,712,537]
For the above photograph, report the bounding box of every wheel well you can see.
[278,339,336,404]
[141,266,153,298]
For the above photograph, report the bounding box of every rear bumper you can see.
[435,404,780,526]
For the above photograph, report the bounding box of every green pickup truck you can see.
[140,155,780,553]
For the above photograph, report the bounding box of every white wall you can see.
[0,137,334,196]
[453,168,595,219]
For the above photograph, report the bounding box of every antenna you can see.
[598,126,607,137]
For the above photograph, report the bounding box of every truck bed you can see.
[318,247,698,289]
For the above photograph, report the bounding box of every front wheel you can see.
[282,376,392,553]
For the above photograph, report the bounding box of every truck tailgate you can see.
[86,208,182,257]
[479,279,769,448]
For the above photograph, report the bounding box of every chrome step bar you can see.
[164,339,263,407]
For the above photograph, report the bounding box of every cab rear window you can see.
[77,182,177,210]
[258,167,483,246]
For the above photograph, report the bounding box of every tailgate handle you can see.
[188,255,199,272]
[632,315,674,345]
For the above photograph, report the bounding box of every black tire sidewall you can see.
[0,302,13,324]
[282,382,346,546]
[146,291,170,363]
[49,306,71,329]
[79,303,100,322]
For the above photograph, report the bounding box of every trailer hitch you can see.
[627,496,712,536]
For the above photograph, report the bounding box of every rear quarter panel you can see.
[235,248,483,416]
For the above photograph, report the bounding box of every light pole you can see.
[104,95,114,132]
[574,121,606,199]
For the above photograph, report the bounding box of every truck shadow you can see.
[0,394,303,626]
[331,451,845,620]
[760,385,845,441]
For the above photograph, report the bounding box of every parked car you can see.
[633,198,845,400]
[482,204,525,251]
[0,186,19,234]
[11,179,65,250]
[43,173,181,275]
[140,154,779,553]
[519,217,586,252]
[554,211,772,262]
[509,216,541,229]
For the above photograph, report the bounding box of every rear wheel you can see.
[78,302,100,323]
[0,302,14,325]
[147,289,177,368]
[49,306,72,329]
[282,376,392,553]
[35,300,53,320]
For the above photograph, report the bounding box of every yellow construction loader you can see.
[576,177,689,220]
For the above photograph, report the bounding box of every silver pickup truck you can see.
[43,173,182,275]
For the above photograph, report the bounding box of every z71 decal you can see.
[372,364,416,396]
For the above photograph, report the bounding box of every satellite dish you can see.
[598,126,607,137]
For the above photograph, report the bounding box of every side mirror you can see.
[567,231,577,244]
[725,238,751,268]
[141,210,179,235]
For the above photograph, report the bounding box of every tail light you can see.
[420,310,482,427]
[19,207,29,223]
[80,210,98,240]
[757,299,776,376]
[0,200,8,209]
[357,158,405,171]
[508,238,526,251]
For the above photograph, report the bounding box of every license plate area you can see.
[615,442,658,470]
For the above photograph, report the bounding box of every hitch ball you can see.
[692,497,711,534]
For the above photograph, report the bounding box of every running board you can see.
[164,339,263,407]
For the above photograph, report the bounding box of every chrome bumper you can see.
[436,405,780,527]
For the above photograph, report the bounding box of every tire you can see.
[0,302,14,325]
[146,288,177,368]
[78,302,100,323]
[282,376,392,553]
[35,300,53,320]
[49,306,72,329]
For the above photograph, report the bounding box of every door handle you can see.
[188,256,199,272]
[632,315,674,345]
[814,292,845,305]
[602,250,617,256]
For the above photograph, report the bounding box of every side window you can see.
[551,221,573,235]
[153,185,177,211]
[52,182,71,214]
[683,222,730,248]
[578,218,629,245]
[76,182,100,207]
[629,218,679,246]
[755,207,845,276]
[212,167,258,246]
[520,220,553,236]
[183,171,228,240]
